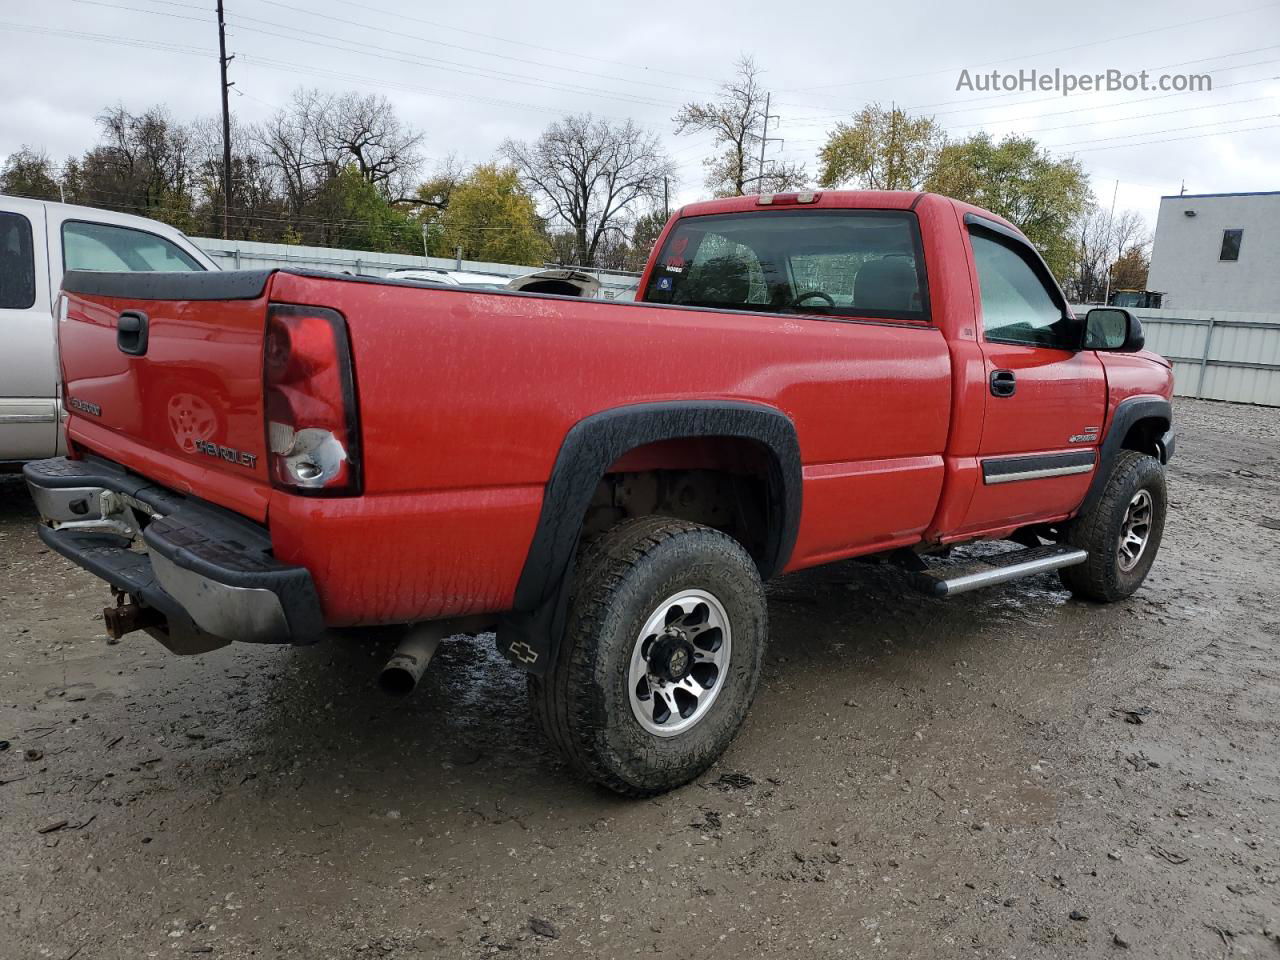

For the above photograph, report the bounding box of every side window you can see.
[63,221,204,273]
[970,231,1078,349]
[0,211,37,310]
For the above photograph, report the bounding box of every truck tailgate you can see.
[58,270,276,521]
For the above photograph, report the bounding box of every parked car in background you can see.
[385,268,509,289]
[505,268,600,298]
[0,196,216,466]
[1108,289,1164,309]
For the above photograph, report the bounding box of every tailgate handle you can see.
[117,310,149,356]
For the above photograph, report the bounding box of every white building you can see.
[1146,190,1280,312]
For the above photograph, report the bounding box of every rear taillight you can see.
[264,304,361,495]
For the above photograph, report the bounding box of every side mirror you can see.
[1085,307,1145,352]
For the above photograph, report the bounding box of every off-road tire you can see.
[528,517,768,796]
[1059,449,1167,602]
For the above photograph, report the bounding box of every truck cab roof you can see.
[674,190,1020,236]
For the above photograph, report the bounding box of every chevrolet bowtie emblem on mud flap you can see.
[508,641,539,665]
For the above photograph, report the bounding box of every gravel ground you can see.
[1,397,1278,959]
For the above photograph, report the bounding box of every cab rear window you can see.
[643,209,928,321]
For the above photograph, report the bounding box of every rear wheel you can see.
[1059,449,1167,602]
[528,517,768,796]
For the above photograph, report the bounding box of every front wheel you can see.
[528,517,768,796]
[1059,449,1167,602]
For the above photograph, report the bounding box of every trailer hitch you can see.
[103,591,167,641]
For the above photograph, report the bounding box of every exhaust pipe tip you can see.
[378,654,427,696]
[377,625,447,696]
[375,616,495,696]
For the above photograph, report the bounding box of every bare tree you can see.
[249,88,424,217]
[62,105,197,227]
[503,114,674,266]
[674,55,806,197]
[251,90,324,219]
[320,92,424,200]
[191,115,285,240]
[1066,205,1150,303]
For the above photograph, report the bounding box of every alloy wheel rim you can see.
[1117,489,1154,572]
[627,589,732,737]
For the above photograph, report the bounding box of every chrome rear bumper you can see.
[24,456,323,654]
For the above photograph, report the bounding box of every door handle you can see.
[990,369,1016,397]
[117,310,149,356]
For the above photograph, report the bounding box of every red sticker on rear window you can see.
[665,234,690,269]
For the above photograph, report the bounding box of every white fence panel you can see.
[1140,320,1206,361]
[1076,306,1280,407]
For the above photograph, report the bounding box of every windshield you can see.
[642,209,927,321]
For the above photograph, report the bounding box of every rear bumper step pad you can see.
[24,456,324,652]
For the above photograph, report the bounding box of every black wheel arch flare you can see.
[1081,395,1173,515]
[496,400,802,674]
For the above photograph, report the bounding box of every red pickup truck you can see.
[26,190,1174,795]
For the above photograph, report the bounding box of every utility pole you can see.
[663,176,669,220]
[757,92,770,188]
[216,0,234,240]
[1102,178,1119,305]
[753,93,783,194]
[888,101,898,189]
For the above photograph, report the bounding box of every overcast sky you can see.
[2,0,1278,229]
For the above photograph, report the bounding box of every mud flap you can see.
[493,558,573,676]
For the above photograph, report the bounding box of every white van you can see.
[0,196,216,465]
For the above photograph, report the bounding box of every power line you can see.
[113,0,721,85]
[781,59,1280,128]
[783,42,1280,120]
[252,0,721,86]
[70,0,212,22]
[0,20,211,57]
[249,0,717,98]
[1061,121,1280,153]
[784,88,1280,146]
[958,94,1276,136]
[1042,111,1280,149]
[236,54,612,117]
[930,64,1279,123]
[71,0,686,110]
[223,15,678,109]
[779,0,1280,94]
[0,20,618,119]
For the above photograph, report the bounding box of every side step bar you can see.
[914,544,1088,598]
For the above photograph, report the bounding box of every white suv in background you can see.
[0,196,216,466]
